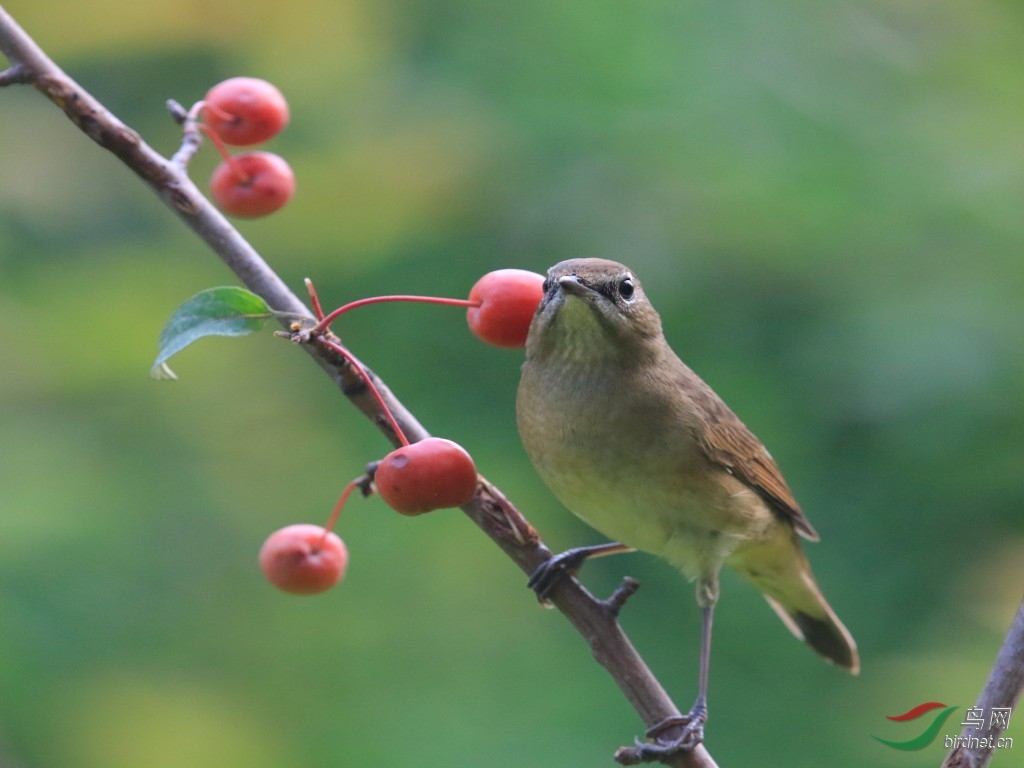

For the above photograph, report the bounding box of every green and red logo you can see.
[873,700,1014,752]
[872,702,959,751]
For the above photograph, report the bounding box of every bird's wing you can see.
[691,383,820,542]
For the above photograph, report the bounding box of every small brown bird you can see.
[516,258,858,757]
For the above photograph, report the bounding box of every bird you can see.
[516,258,858,757]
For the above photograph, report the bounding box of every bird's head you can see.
[524,258,665,365]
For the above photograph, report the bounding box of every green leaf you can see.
[151,287,274,379]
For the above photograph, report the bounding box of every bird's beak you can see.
[558,275,595,298]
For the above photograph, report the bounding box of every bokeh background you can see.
[2,1,1023,766]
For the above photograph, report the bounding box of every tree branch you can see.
[0,5,715,767]
[941,595,1024,768]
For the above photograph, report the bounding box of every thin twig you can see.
[604,577,643,619]
[0,5,715,766]
[0,61,28,84]
[167,98,205,169]
[941,596,1024,768]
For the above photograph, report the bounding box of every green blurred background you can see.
[1,0,1022,765]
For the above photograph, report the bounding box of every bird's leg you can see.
[633,578,718,761]
[528,541,635,603]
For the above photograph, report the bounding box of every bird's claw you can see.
[527,548,592,602]
[619,709,706,764]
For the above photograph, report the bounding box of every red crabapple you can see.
[375,437,478,515]
[259,524,348,594]
[466,269,545,348]
[203,77,290,146]
[210,151,295,218]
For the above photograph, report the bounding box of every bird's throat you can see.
[534,295,620,366]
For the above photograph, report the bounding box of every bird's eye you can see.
[542,278,553,293]
[618,277,635,301]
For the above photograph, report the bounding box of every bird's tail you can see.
[729,533,860,674]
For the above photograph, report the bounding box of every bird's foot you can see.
[527,547,595,603]
[616,705,707,765]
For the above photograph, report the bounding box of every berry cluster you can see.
[198,77,295,218]
[260,268,546,595]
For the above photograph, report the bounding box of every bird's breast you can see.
[516,361,772,576]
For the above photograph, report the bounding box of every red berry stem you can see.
[198,98,236,126]
[184,103,251,182]
[295,281,488,452]
[318,475,363,551]
[311,294,480,336]
[304,277,326,321]
[317,335,411,447]
[199,124,250,181]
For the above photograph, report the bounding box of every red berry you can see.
[203,77,290,146]
[210,151,295,218]
[375,438,478,515]
[466,269,545,348]
[259,524,348,595]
